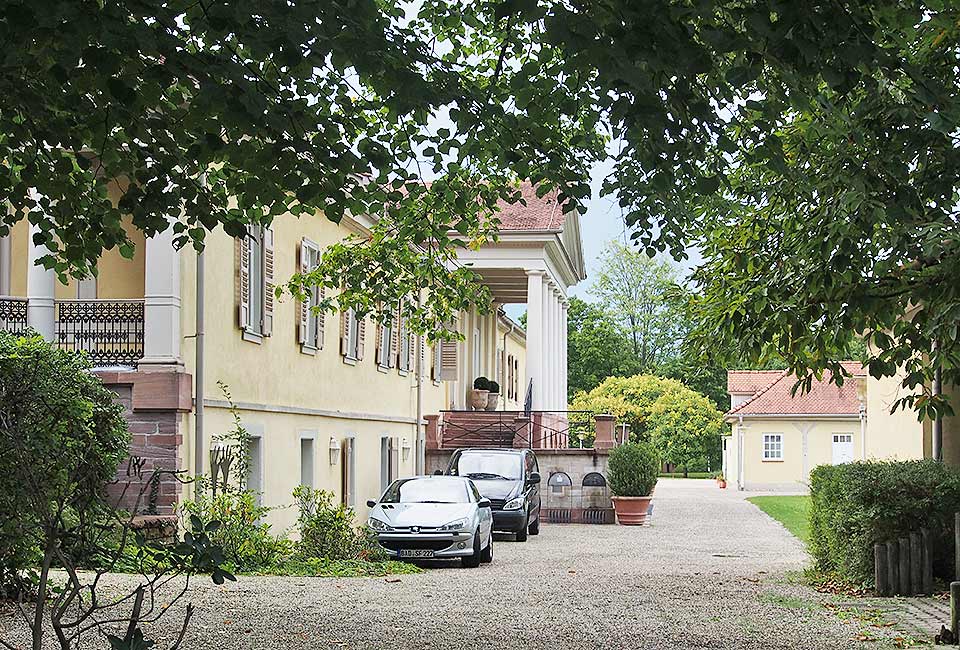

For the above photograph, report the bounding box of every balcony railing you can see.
[55,299,145,367]
[0,296,28,335]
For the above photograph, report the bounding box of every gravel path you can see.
[1,479,900,649]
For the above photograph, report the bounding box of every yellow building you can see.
[0,181,584,530]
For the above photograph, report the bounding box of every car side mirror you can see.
[478,498,491,509]
[366,499,377,508]
[527,472,541,485]
[433,469,443,475]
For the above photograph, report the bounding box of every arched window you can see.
[582,472,607,487]
[547,471,572,493]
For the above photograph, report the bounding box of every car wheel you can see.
[528,517,540,536]
[462,530,482,568]
[515,513,529,542]
[480,532,493,564]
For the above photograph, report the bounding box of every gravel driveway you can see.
[1,479,898,649]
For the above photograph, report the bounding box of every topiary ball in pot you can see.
[468,376,491,410]
[485,381,501,410]
[607,441,660,525]
[473,376,491,390]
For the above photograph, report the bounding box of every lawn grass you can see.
[747,495,811,545]
[658,472,713,479]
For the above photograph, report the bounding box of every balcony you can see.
[54,299,145,367]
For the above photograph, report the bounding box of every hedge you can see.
[809,460,960,585]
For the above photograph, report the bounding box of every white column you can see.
[548,285,560,410]
[525,270,544,410]
[140,226,183,368]
[542,278,553,410]
[553,287,563,409]
[26,223,56,339]
[561,297,569,407]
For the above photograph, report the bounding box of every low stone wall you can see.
[426,447,615,524]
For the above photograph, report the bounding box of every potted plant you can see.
[485,380,500,411]
[608,441,659,525]
[716,472,727,489]
[468,376,490,410]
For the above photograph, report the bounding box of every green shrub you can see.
[293,486,384,561]
[180,484,288,572]
[809,460,960,585]
[607,442,660,497]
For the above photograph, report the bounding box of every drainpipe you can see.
[859,403,867,461]
[415,293,424,475]
[194,251,205,477]
[737,415,745,491]
[934,359,943,463]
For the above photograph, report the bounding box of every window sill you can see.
[242,330,263,345]
[342,356,358,366]
[761,459,784,463]
[398,369,409,377]
[300,344,317,356]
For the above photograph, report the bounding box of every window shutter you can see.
[340,309,349,356]
[356,314,366,360]
[409,329,417,374]
[418,334,425,377]
[237,234,251,331]
[375,320,384,366]
[317,286,325,349]
[298,239,310,345]
[390,310,400,369]
[262,226,275,336]
[439,338,458,381]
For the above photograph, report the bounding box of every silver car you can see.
[366,475,494,567]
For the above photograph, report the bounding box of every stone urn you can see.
[485,393,500,411]
[611,496,653,525]
[468,389,489,410]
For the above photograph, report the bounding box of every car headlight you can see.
[368,517,393,532]
[438,518,469,531]
[503,497,525,511]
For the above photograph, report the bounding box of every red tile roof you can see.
[727,370,784,395]
[727,362,866,418]
[494,181,565,231]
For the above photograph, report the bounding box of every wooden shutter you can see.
[390,310,400,369]
[375,319,385,366]
[298,239,310,345]
[409,328,418,374]
[356,314,366,360]
[340,309,349,357]
[317,286,325,349]
[262,225,275,336]
[439,338,458,381]
[237,233,251,330]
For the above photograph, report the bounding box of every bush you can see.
[473,376,490,390]
[607,442,660,497]
[809,460,960,585]
[294,486,384,561]
[180,484,288,572]
[488,380,500,394]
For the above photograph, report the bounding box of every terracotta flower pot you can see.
[468,389,489,410]
[485,393,500,411]
[611,495,653,526]
[718,479,727,489]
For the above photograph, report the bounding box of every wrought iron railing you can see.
[0,296,28,335]
[439,410,595,449]
[55,299,145,367]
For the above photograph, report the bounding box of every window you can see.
[762,434,783,461]
[341,436,356,507]
[450,451,522,480]
[341,308,364,361]
[513,358,519,401]
[380,436,398,492]
[432,343,443,383]
[246,436,263,504]
[300,436,315,488]
[398,313,413,374]
[377,312,395,369]
[380,477,471,504]
[238,225,274,340]
[298,239,324,352]
[506,354,514,399]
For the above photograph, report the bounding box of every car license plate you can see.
[398,549,434,558]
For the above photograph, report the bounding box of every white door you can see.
[832,434,854,464]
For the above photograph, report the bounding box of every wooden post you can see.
[955,512,960,581]
[875,543,889,596]
[910,532,922,595]
[922,528,934,595]
[952,582,960,638]
[899,537,911,596]
[887,541,899,596]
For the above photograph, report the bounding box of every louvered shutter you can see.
[408,328,417,373]
[262,226,275,336]
[340,309,349,356]
[375,319,385,366]
[356,314,366,360]
[390,309,400,369]
[298,239,310,345]
[439,338,458,381]
[237,233,251,331]
[418,334,425,377]
[317,286,326,349]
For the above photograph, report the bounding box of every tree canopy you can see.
[4,1,958,405]
[566,296,639,400]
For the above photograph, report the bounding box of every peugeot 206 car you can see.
[366,475,493,567]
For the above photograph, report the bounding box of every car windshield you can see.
[380,478,471,504]
[452,452,522,480]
